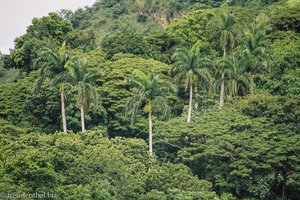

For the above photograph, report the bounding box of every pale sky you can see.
[0,0,96,54]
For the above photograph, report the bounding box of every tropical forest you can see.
[0,0,299,199]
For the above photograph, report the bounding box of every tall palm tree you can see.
[215,12,236,107]
[170,41,212,122]
[242,24,268,93]
[67,59,100,132]
[125,70,174,156]
[34,41,71,133]
[216,55,251,99]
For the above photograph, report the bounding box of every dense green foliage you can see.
[0,0,299,199]
[101,31,162,60]
[155,105,299,199]
[0,132,220,199]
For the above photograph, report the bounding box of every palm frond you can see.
[125,70,174,124]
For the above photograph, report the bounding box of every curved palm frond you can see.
[68,58,100,112]
[241,23,269,75]
[152,96,170,119]
[34,41,71,90]
[171,42,213,91]
[125,93,143,125]
[215,55,251,97]
[195,68,212,91]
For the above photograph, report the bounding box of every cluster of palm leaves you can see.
[125,70,176,155]
[34,42,100,133]
[125,13,268,156]
[170,22,267,120]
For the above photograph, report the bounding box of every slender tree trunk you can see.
[80,103,85,132]
[60,84,67,133]
[148,110,153,156]
[220,72,225,107]
[220,48,226,107]
[282,182,286,197]
[249,72,254,94]
[187,84,193,122]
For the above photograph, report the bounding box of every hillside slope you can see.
[68,0,227,42]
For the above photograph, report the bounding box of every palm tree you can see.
[170,41,212,122]
[215,12,236,107]
[67,59,100,132]
[125,70,174,156]
[242,24,268,93]
[34,41,71,133]
[216,55,251,99]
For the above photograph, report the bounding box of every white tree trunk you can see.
[249,72,254,94]
[220,47,226,107]
[220,72,225,108]
[187,84,193,122]
[80,103,85,132]
[60,84,67,133]
[148,111,153,156]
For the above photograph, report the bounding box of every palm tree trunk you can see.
[187,84,193,122]
[60,84,67,133]
[220,47,226,107]
[80,103,85,132]
[282,183,285,197]
[148,110,153,156]
[220,72,225,107]
[249,72,254,94]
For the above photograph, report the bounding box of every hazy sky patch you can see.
[0,0,96,54]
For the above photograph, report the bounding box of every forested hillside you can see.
[0,0,299,199]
